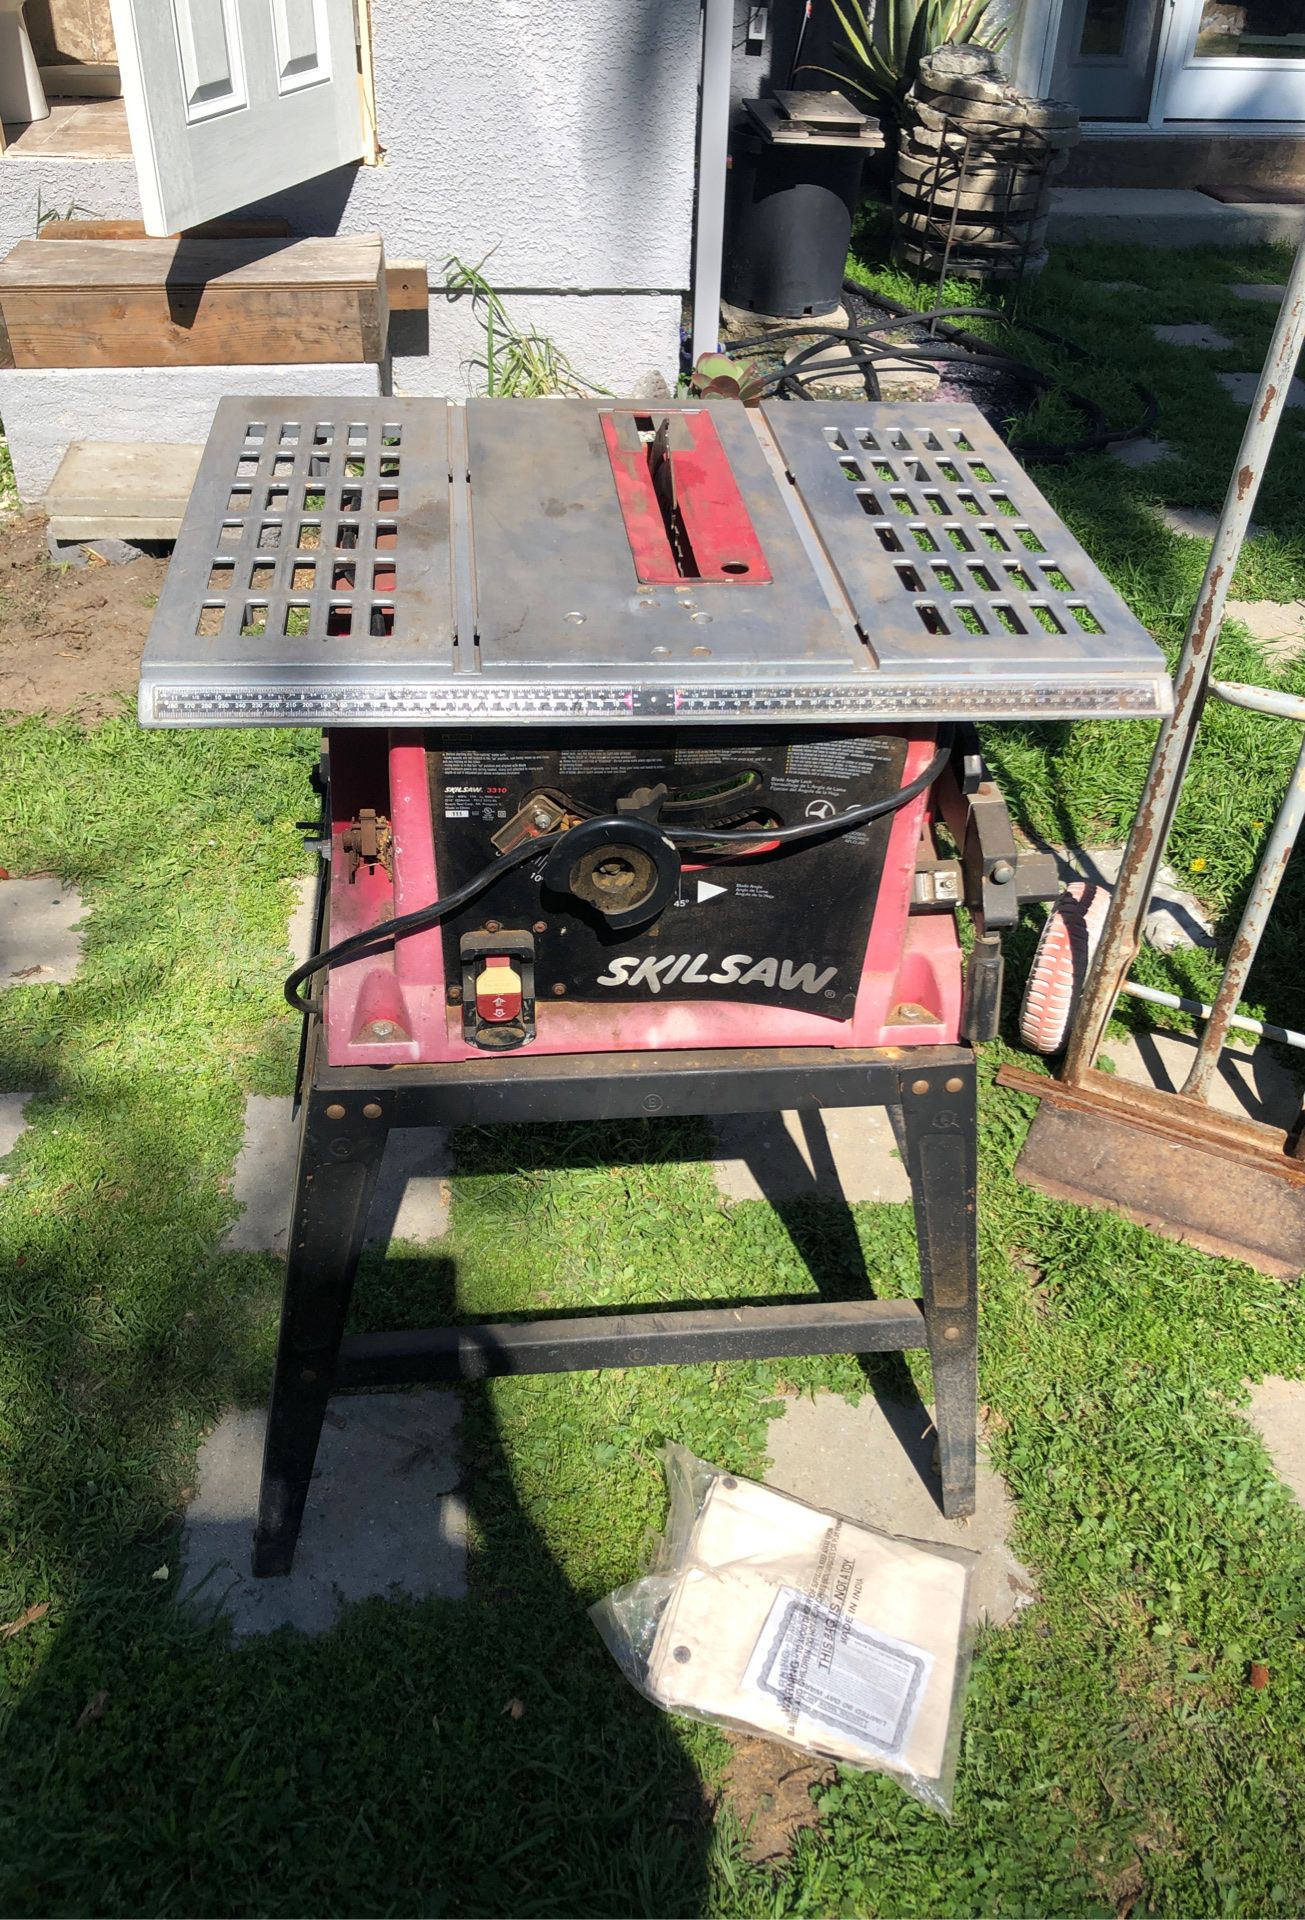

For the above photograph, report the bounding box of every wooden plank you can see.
[0,236,382,288]
[37,217,294,241]
[385,261,428,310]
[3,292,376,367]
[362,273,389,366]
[0,236,387,367]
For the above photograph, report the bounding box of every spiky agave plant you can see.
[810,0,1007,130]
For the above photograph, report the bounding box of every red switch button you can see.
[476,955,523,1023]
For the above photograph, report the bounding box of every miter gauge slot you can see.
[448,403,481,673]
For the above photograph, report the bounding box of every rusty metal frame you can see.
[1060,240,1305,1090]
[1000,238,1305,1273]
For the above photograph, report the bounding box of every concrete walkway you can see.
[0,1092,32,1185]
[1244,1377,1305,1508]
[178,1395,467,1636]
[711,1107,910,1207]
[765,1393,1035,1627]
[222,1095,453,1252]
[0,878,85,986]
[1223,599,1305,666]
[1050,189,1305,249]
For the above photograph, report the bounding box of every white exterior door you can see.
[1050,0,1167,118]
[1156,0,1305,119]
[110,0,366,235]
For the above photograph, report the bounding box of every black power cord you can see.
[720,284,1157,462]
[283,737,953,1016]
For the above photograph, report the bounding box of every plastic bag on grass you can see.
[590,1442,975,1814]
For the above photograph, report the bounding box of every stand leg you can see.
[252,1052,389,1576]
[897,1058,978,1518]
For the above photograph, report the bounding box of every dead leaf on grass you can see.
[1111,1860,1146,1919]
[503,1697,526,1719]
[74,1690,109,1730]
[0,1601,50,1639]
[720,1733,834,1866]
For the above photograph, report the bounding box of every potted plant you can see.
[808,0,1072,284]
[809,0,1006,154]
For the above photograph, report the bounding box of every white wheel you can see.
[1019,880,1110,1055]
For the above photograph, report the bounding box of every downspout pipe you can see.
[692,0,733,369]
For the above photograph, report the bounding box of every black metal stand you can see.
[252,1030,979,1577]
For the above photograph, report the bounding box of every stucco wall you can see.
[0,0,700,491]
[394,291,682,399]
[2,0,701,281]
[0,361,384,501]
[0,154,141,261]
[253,0,702,290]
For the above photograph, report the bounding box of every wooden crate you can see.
[0,235,389,368]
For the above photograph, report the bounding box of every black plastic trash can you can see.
[724,91,882,318]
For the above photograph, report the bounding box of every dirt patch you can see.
[719,1733,834,1866]
[0,512,167,723]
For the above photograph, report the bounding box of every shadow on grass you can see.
[0,1078,719,1918]
[446,1114,936,1485]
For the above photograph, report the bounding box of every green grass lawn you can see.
[2,237,1305,1918]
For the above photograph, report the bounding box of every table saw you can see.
[139,394,1169,1576]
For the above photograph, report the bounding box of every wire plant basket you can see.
[892,47,1079,302]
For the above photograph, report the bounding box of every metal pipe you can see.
[1061,238,1305,1085]
[1211,677,1305,723]
[1121,980,1305,1053]
[691,0,733,370]
[1181,722,1305,1099]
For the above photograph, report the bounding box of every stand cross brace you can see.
[252,1036,979,1577]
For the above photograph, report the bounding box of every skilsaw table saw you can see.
[140,395,1168,1576]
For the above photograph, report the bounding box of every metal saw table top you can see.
[138,395,1171,728]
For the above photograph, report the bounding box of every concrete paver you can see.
[1152,323,1234,350]
[765,1393,1035,1626]
[0,1092,33,1184]
[1244,1376,1305,1507]
[1231,283,1288,304]
[1158,503,1265,543]
[1050,188,1305,249]
[711,1106,910,1206]
[1054,844,1214,952]
[1098,1028,1303,1132]
[178,1394,467,1636]
[1217,369,1305,411]
[1108,436,1176,469]
[1223,598,1305,665]
[222,1094,452,1252]
[287,872,317,969]
[0,878,85,986]
[222,1096,298,1253]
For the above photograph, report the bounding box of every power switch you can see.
[459,931,536,1051]
[476,955,522,1024]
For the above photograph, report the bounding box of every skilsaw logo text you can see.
[595,953,838,996]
